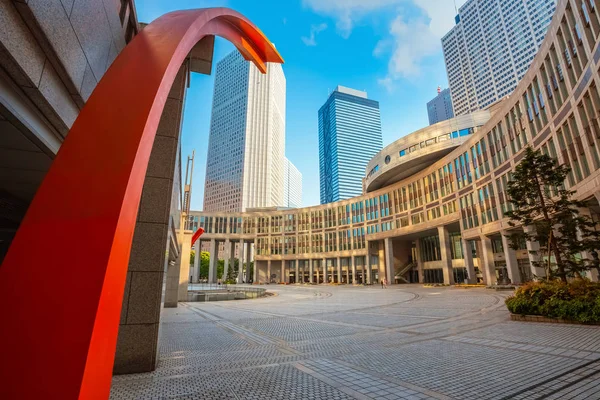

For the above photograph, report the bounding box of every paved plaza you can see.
[110,285,600,400]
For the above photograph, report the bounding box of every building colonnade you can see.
[190,218,600,286]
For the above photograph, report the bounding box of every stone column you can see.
[295,260,300,284]
[462,238,476,284]
[191,240,201,283]
[177,231,193,301]
[480,236,496,286]
[438,226,455,285]
[314,260,319,283]
[361,256,366,284]
[223,239,230,282]
[246,243,252,283]
[351,256,357,284]
[366,254,372,285]
[281,261,285,283]
[523,226,546,279]
[336,257,342,283]
[267,260,272,284]
[345,259,350,284]
[415,238,424,283]
[229,241,235,283]
[208,239,218,283]
[114,63,189,374]
[501,231,521,284]
[309,259,314,283]
[237,242,244,284]
[384,237,394,285]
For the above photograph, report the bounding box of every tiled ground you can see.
[110,285,600,400]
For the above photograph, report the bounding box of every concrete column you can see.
[523,226,546,279]
[295,260,300,284]
[351,256,357,284]
[336,257,342,283]
[237,242,244,284]
[438,226,455,285]
[480,236,496,286]
[192,240,201,283]
[345,259,350,284]
[361,256,366,284]
[366,255,372,284]
[384,238,394,285]
[164,260,180,308]
[461,239,476,284]
[208,239,218,283]
[501,231,521,284]
[415,239,424,283]
[267,260,272,284]
[222,239,230,282]
[378,241,385,284]
[281,261,285,283]
[245,243,251,283]
[229,241,235,281]
[309,259,314,283]
[177,231,193,301]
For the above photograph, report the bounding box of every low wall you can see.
[186,284,267,302]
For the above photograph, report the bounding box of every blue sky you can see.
[136,0,467,209]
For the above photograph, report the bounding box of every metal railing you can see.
[188,283,265,293]
[187,283,267,300]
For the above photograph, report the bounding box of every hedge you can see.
[505,280,600,323]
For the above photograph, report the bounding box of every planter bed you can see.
[510,313,600,325]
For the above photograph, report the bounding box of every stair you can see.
[395,261,416,283]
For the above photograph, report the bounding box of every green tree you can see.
[199,251,210,279]
[505,146,600,282]
[190,250,195,265]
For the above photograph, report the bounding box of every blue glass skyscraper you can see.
[319,86,383,204]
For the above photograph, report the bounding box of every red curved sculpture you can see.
[0,8,282,399]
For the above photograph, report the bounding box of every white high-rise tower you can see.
[284,158,302,208]
[442,0,556,116]
[203,50,286,212]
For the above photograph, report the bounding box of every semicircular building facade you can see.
[192,0,600,286]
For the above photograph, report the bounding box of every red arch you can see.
[0,8,282,399]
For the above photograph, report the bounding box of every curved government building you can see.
[191,0,600,286]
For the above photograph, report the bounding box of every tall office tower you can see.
[319,86,383,204]
[442,0,556,116]
[427,87,454,125]
[283,158,302,208]
[203,50,286,212]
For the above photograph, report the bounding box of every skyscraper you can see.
[283,158,302,208]
[427,87,454,125]
[319,86,382,204]
[203,50,286,212]
[442,0,556,116]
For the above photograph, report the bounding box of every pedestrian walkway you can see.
[110,285,600,400]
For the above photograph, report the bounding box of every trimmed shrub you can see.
[505,280,600,323]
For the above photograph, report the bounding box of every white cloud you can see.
[382,16,440,80]
[378,77,394,92]
[303,0,468,84]
[302,0,400,37]
[301,23,328,46]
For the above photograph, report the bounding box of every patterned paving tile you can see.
[110,285,600,400]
